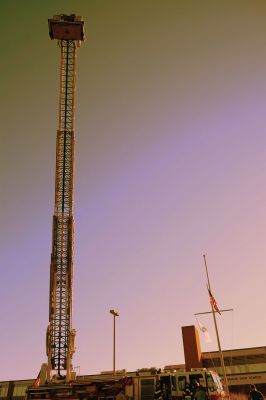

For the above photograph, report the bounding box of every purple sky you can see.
[1,1,266,381]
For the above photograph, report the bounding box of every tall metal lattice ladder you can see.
[46,14,84,382]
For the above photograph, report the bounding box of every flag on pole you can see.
[208,288,221,315]
[31,378,40,388]
[197,319,212,343]
[31,370,41,387]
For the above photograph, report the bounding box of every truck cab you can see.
[170,369,224,400]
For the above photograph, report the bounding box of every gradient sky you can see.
[1,0,266,381]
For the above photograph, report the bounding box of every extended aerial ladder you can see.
[40,14,84,384]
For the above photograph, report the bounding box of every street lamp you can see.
[109,309,119,378]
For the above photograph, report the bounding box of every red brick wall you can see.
[182,326,203,370]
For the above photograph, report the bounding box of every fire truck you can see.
[25,14,225,400]
[78,368,225,400]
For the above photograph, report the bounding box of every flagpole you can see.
[203,255,230,397]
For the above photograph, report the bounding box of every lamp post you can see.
[110,309,119,378]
